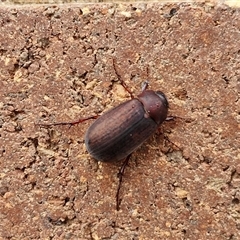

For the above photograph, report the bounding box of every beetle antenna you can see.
[112,58,135,99]
[116,154,132,211]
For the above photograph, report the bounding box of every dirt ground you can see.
[0,1,239,239]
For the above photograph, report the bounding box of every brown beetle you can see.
[85,86,168,162]
[37,61,169,210]
[85,80,169,210]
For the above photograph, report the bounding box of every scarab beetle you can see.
[85,84,168,162]
[38,62,169,210]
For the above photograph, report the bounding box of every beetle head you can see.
[138,90,168,125]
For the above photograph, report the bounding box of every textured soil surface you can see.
[0,2,240,239]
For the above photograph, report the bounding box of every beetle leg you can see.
[116,154,132,211]
[164,135,180,150]
[112,58,135,99]
[36,115,99,128]
[157,126,181,151]
[166,116,193,123]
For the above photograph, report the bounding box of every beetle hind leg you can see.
[116,154,132,211]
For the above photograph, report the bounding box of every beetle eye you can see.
[156,91,168,108]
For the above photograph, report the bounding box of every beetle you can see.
[85,80,169,210]
[38,61,169,210]
[85,83,168,162]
